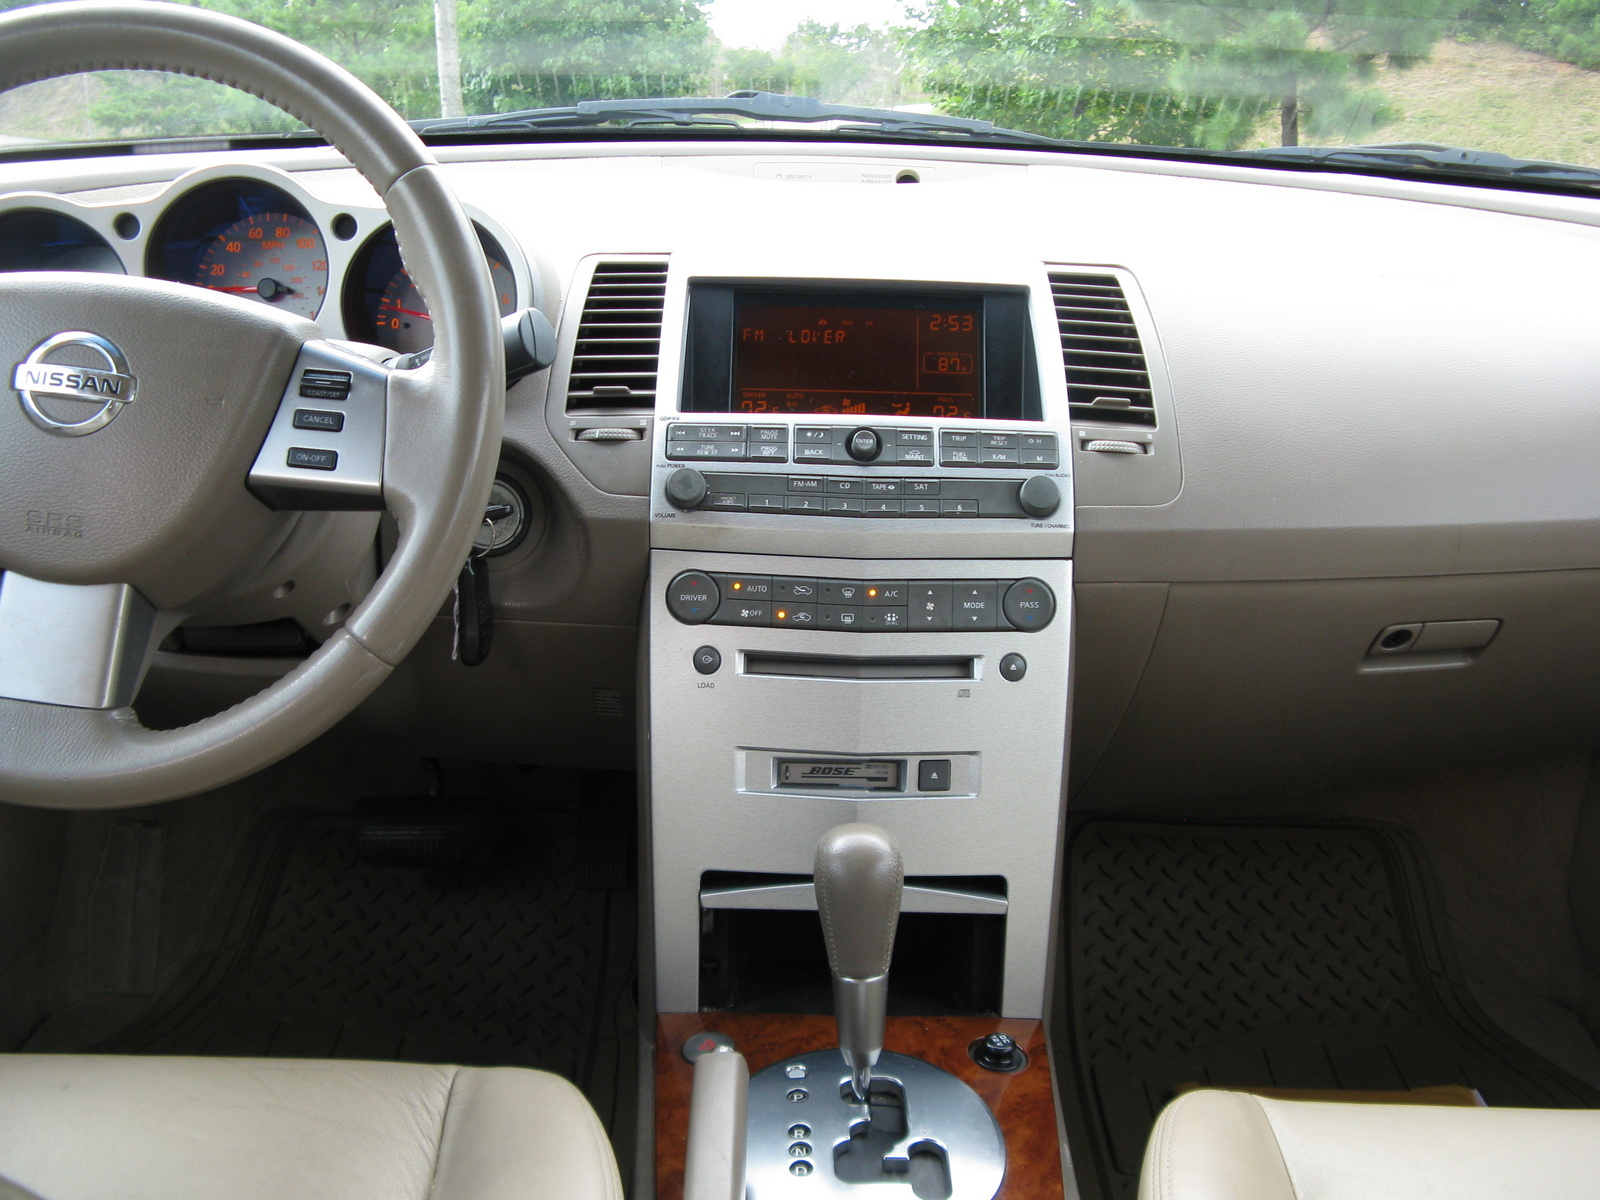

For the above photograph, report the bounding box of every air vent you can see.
[565,260,668,412]
[1049,271,1155,426]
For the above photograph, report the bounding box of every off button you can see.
[667,571,720,624]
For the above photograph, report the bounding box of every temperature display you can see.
[733,298,982,418]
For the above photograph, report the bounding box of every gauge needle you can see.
[384,307,432,320]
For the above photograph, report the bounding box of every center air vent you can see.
[565,260,668,412]
[1049,271,1154,426]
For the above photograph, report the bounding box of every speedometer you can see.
[194,211,327,320]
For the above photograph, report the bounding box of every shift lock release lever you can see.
[814,822,903,1102]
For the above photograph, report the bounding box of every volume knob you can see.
[665,467,709,511]
[1017,475,1060,519]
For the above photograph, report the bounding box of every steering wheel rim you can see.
[0,0,505,807]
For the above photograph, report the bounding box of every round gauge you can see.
[344,224,518,354]
[0,209,123,274]
[193,211,327,320]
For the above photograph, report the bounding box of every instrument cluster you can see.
[0,164,529,352]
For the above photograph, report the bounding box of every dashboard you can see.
[4,139,1600,812]
[0,163,529,350]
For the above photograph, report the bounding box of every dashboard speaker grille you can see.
[565,260,668,412]
[1049,271,1155,427]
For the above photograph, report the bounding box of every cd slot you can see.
[741,651,976,681]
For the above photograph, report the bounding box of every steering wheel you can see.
[0,1,504,807]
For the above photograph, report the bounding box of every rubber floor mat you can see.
[89,806,635,1117]
[1058,820,1600,1200]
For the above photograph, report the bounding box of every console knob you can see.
[665,467,709,511]
[1017,474,1060,519]
[846,428,882,462]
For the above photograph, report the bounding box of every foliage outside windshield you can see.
[4,0,1600,171]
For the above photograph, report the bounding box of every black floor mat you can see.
[1058,819,1600,1200]
[83,800,636,1129]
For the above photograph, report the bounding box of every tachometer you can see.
[193,211,327,320]
[345,224,518,354]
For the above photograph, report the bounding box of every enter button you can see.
[917,759,952,792]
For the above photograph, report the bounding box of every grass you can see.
[1246,38,1600,168]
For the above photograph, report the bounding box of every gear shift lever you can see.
[814,822,903,1103]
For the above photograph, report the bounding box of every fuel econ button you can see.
[667,571,720,624]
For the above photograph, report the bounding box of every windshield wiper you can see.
[1237,142,1600,188]
[411,91,1070,148]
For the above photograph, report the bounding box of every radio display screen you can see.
[732,297,983,419]
[681,285,1041,421]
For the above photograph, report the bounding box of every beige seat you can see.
[1140,1088,1600,1200]
[0,1055,622,1200]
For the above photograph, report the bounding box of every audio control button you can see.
[847,428,883,462]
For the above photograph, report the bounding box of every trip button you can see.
[1002,578,1056,631]
[952,582,999,631]
[665,571,719,624]
[940,430,980,447]
[908,583,952,631]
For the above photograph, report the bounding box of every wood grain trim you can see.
[656,1013,1063,1200]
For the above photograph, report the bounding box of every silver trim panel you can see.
[0,573,156,709]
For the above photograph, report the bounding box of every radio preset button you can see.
[825,497,865,517]
[863,500,901,516]
[748,495,785,511]
[1002,578,1056,631]
[787,496,826,514]
[942,500,980,517]
[665,571,719,624]
[903,499,942,517]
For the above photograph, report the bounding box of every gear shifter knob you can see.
[815,823,903,1102]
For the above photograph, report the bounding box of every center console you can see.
[645,267,1073,1199]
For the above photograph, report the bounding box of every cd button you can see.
[917,759,953,791]
[825,477,865,494]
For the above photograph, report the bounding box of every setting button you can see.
[286,446,338,471]
[940,430,980,447]
[715,574,772,600]
[666,571,719,624]
[909,583,952,631]
[953,582,999,630]
[917,759,952,791]
[897,428,934,445]
[1002,578,1056,631]
[292,408,345,433]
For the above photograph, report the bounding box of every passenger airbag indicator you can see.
[777,759,902,790]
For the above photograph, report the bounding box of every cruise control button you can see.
[1002,578,1056,631]
[666,571,719,624]
[909,583,952,631]
[953,582,999,631]
[286,447,338,470]
[292,409,344,432]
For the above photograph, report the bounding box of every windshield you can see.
[3,0,1600,175]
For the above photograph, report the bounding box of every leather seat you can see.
[1140,1088,1600,1200]
[0,1055,622,1200]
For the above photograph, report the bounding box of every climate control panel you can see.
[666,570,1055,632]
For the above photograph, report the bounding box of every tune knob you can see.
[1017,475,1060,519]
[664,467,709,511]
[846,428,882,462]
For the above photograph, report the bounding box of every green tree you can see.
[906,0,1264,149]
[1131,0,1461,146]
